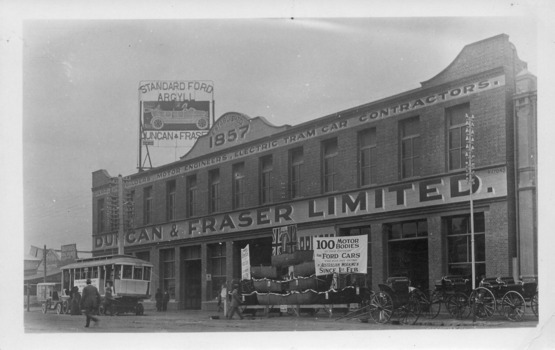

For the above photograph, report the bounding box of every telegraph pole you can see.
[465,114,476,289]
[118,175,125,255]
[43,244,47,283]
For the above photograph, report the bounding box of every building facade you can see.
[91,34,537,310]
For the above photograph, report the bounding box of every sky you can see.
[2,1,555,348]
[18,14,542,253]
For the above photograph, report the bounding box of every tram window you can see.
[92,267,99,278]
[114,265,121,279]
[144,267,151,281]
[133,266,143,280]
[75,269,81,280]
[122,265,133,279]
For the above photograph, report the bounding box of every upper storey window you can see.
[322,138,338,193]
[143,186,152,225]
[232,163,245,209]
[209,169,221,213]
[400,117,420,179]
[260,156,273,204]
[289,147,303,199]
[359,128,377,186]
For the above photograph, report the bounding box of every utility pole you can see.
[118,174,125,255]
[465,113,476,289]
[43,244,47,283]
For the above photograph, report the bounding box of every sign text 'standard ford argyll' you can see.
[93,167,507,250]
[94,75,505,196]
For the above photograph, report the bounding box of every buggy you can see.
[368,277,421,325]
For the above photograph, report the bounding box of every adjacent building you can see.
[91,34,537,310]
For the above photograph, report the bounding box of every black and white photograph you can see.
[1,1,554,349]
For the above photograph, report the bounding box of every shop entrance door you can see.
[388,239,429,290]
[183,259,201,309]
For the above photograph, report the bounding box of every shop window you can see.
[97,198,106,233]
[447,103,470,171]
[166,180,176,221]
[186,174,198,217]
[289,147,303,198]
[209,244,226,300]
[143,186,153,225]
[400,117,420,178]
[260,155,273,204]
[322,138,338,193]
[209,169,221,213]
[359,128,377,186]
[233,162,245,209]
[160,248,176,299]
[445,213,485,279]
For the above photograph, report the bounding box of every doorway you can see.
[183,259,201,309]
[388,239,429,290]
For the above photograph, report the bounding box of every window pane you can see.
[449,129,461,149]
[122,265,132,279]
[402,139,412,158]
[417,221,428,236]
[403,222,417,238]
[449,150,461,170]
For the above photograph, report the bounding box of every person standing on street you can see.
[227,284,244,320]
[80,278,101,327]
[155,288,163,312]
[162,290,170,311]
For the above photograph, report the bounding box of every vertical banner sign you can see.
[313,235,368,276]
[241,245,251,280]
[139,80,214,147]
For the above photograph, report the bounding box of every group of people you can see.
[155,288,170,311]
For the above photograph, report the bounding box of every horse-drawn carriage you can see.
[469,276,538,321]
[368,277,421,325]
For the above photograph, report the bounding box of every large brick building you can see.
[91,34,537,310]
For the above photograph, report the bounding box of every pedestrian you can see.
[227,284,244,320]
[80,278,100,327]
[162,290,170,311]
[103,282,114,314]
[155,288,163,312]
[70,286,81,315]
[217,284,226,312]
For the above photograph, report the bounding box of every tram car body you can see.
[61,255,153,315]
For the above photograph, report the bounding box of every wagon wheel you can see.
[427,290,442,319]
[135,303,144,316]
[446,292,469,319]
[56,302,63,315]
[63,300,70,314]
[531,292,539,317]
[151,117,164,129]
[369,291,393,324]
[358,289,374,323]
[196,118,208,129]
[41,302,48,314]
[412,289,439,319]
[469,287,496,320]
[502,291,525,321]
[400,291,421,325]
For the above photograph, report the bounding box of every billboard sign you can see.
[313,235,368,276]
[139,80,214,147]
[241,245,251,280]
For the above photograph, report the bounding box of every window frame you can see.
[359,128,377,186]
[322,138,338,193]
[400,117,421,179]
[208,169,221,213]
[143,186,153,225]
[186,174,198,218]
[289,147,304,199]
[260,155,273,204]
[166,180,176,221]
[447,103,470,171]
[232,162,245,209]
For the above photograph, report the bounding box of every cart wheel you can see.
[63,300,70,314]
[428,290,442,319]
[502,291,525,321]
[412,289,438,319]
[401,291,421,325]
[531,292,539,317]
[469,287,496,319]
[56,303,63,315]
[41,302,47,314]
[135,303,144,316]
[151,117,164,129]
[369,291,393,324]
[446,292,469,319]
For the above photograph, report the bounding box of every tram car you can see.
[61,255,153,316]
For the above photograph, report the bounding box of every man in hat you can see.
[80,278,101,327]
[227,284,244,320]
